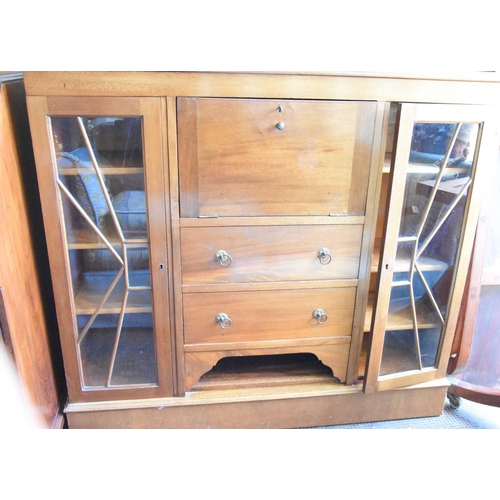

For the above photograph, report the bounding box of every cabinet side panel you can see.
[0,86,60,427]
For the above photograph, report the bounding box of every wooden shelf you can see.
[417,176,470,204]
[59,167,144,176]
[370,238,449,273]
[383,152,471,175]
[74,272,152,315]
[364,293,442,332]
[67,226,148,250]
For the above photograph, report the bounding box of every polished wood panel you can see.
[140,97,175,398]
[47,96,141,116]
[346,101,389,385]
[24,72,500,105]
[65,380,449,428]
[184,344,351,391]
[180,224,363,284]
[166,96,186,396]
[183,288,355,345]
[178,98,375,217]
[0,83,61,427]
[161,97,179,396]
[348,101,377,214]
[177,98,199,218]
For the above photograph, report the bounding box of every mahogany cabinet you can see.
[24,72,500,428]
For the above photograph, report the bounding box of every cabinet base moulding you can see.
[65,379,449,429]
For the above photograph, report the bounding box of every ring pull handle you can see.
[215,313,232,329]
[317,247,332,265]
[215,250,233,267]
[313,309,328,325]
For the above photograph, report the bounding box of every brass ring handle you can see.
[313,309,328,325]
[215,313,232,329]
[215,250,233,267]
[317,247,332,265]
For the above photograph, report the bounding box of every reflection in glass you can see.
[51,116,157,389]
[382,121,480,376]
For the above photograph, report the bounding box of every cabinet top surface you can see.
[22,71,500,104]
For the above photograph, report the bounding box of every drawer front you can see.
[181,225,363,284]
[183,288,356,345]
[178,98,377,217]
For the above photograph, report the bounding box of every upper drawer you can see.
[181,224,363,284]
[178,98,377,218]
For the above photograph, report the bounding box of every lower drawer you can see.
[183,288,356,345]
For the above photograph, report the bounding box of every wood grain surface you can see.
[178,98,376,217]
[180,224,363,284]
[183,288,356,345]
[0,83,61,426]
[184,344,351,391]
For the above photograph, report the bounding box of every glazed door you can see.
[365,103,495,393]
[27,97,174,402]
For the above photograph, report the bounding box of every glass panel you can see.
[381,328,441,376]
[381,121,480,377]
[79,314,156,387]
[51,116,157,389]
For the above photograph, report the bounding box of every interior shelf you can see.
[383,152,471,175]
[67,226,149,250]
[74,272,152,315]
[364,293,442,332]
[59,167,144,176]
[370,238,449,273]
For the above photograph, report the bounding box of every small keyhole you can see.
[159,264,165,271]
[385,264,389,270]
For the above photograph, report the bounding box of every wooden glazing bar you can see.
[416,178,472,259]
[57,179,124,265]
[77,268,124,344]
[76,117,127,244]
[414,262,445,325]
[106,289,129,387]
[408,283,423,371]
[414,123,462,243]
